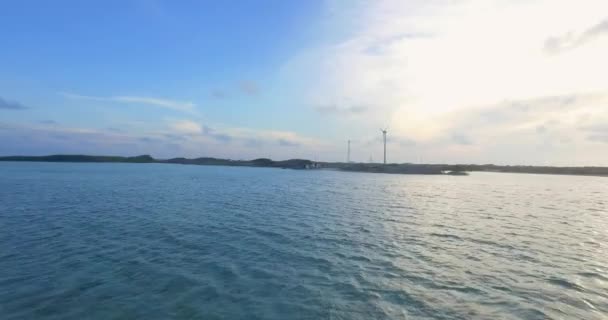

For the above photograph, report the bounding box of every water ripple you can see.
[1,163,607,319]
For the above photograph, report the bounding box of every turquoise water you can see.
[0,162,607,319]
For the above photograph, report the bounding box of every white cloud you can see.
[281,0,608,165]
[545,18,608,54]
[60,92,197,113]
[169,120,203,134]
[163,118,328,159]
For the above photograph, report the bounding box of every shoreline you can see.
[1,154,607,177]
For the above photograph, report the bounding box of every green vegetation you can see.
[1,155,607,176]
[0,155,313,169]
[334,163,446,175]
[0,154,155,163]
[322,162,608,177]
[163,157,313,169]
[447,164,608,177]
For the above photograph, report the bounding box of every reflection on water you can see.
[1,162,607,319]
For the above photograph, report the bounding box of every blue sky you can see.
[1,0,330,159]
[2,0,608,165]
[1,0,321,128]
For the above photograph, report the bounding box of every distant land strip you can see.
[0,154,607,177]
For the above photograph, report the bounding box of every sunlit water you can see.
[0,162,606,319]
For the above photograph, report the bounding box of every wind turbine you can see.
[347,140,351,163]
[380,128,388,164]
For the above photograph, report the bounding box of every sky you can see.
[1,0,608,165]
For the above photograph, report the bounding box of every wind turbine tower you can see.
[381,128,388,164]
[347,140,351,163]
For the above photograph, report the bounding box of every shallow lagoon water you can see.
[1,162,607,319]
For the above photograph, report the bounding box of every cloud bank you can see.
[0,119,326,161]
[280,0,608,165]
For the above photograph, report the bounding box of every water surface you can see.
[1,162,607,319]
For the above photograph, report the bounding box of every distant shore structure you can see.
[381,128,388,164]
